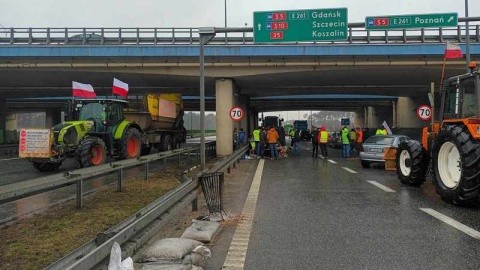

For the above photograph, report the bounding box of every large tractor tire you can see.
[159,135,173,152]
[396,140,428,186]
[32,161,61,172]
[118,128,142,160]
[77,137,107,167]
[432,125,480,205]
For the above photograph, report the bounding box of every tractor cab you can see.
[74,99,128,133]
[441,63,480,120]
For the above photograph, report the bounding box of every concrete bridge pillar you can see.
[216,78,235,156]
[0,99,5,143]
[396,97,424,128]
[353,108,365,128]
[45,108,62,128]
[367,106,379,128]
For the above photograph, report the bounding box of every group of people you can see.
[237,124,387,160]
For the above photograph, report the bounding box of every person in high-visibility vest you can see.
[349,128,357,152]
[376,125,387,135]
[253,127,262,156]
[318,126,329,159]
[341,126,350,158]
[355,127,363,155]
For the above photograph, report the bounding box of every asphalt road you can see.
[229,142,480,270]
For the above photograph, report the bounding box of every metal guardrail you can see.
[46,144,248,270]
[0,143,215,208]
[0,17,479,45]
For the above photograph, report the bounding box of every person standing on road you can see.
[260,127,267,158]
[253,126,262,156]
[341,126,350,158]
[319,126,329,159]
[292,128,300,156]
[311,126,319,158]
[355,127,363,156]
[349,128,357,152]
[267,126,279,160]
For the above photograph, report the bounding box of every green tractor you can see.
[29,99,142,171]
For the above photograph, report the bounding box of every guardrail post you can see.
[366,30,370,44]
[192,197,198,211]
[64,28,68,44]
[9,28,14,44]
[144,162,149,180]
[189,28,193,44]
[172,28,176,44]
[82,28,86,45]
[384,30,388,43]
[457,25,462,42]
[100,28,105,45]
[154,27,158,44]
[439,28,443,43]
[117,168,123,192]
[421,28,425,43]
[136,27,140,44]
[46,28,50,44]
[402,29,407,43]
[227,165,231,174]
[76,179,83,209]
[28,28,32,44]
[348,27,352,43]
[119,27,122,44]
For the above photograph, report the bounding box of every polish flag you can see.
[112,78,129,97]
[72,81,96,98]
[444,41,463,59]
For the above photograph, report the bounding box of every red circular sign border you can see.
[229,106,245,122]
[416,105,433,121]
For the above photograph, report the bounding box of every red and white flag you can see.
[112,78,129,97]
[72,81,96,98]
[444,41,463,59]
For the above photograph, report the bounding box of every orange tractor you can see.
[396,62,480,205]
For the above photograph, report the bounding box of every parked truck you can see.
[20,94,186,172]
[395,62,480,205]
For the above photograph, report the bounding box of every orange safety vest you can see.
[356,130,363,143]
[319,131,328,143]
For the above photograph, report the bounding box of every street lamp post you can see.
[224,0,227,28]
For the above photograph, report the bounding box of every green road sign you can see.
[253,8,348,43]
[366,13,458,30]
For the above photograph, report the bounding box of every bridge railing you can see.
[0,17,479,45]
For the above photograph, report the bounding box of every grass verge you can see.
[0,171,180,270]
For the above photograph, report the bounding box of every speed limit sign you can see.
[230,106,245,122]
[417,105,432,121]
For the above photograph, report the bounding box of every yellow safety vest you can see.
[320,131,328,143]
[253,129,261,141]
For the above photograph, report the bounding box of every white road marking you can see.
[342,167,357,174]
[367,181,396,192]
[0,158,21,162]
[420,208,480,240]
[223,159,264,269]
[328,159,337,164]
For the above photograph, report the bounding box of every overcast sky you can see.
[1,0,478,28]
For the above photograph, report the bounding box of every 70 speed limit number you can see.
[230,106,245,122]
[417,105,432,121]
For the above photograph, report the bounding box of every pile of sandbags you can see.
[180,220,221,244]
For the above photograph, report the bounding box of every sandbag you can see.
[192,266,203,270]
[180,220,221,243]
[140,238,203,262]
[182,246,211,267]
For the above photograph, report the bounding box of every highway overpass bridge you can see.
[0,19,480,154]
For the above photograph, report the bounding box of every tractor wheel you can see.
[77,137,106,167]
[396,140,428,186]
[432,125,480,205]
[32,161,61,172]
[118,128,142,160]
[159,135,173,152]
